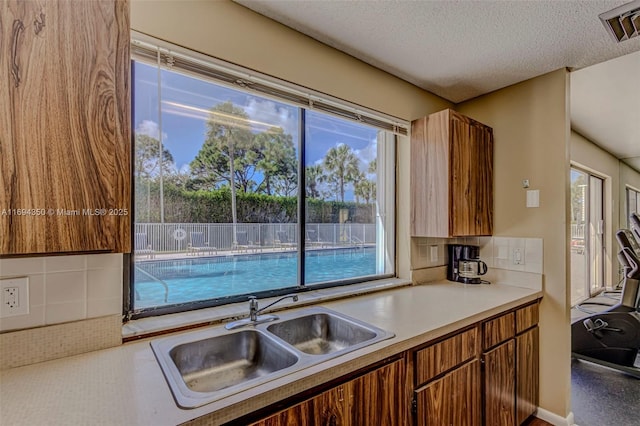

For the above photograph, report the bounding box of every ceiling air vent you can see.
[600,0,640,42]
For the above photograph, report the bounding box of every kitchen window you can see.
[126,35,403,318]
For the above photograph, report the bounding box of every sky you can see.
[133,61,380,201]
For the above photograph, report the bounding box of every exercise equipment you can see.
[571,213,640,378]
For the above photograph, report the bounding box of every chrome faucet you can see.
[226,294,299,330]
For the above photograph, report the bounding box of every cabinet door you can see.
[415,360,480,426]
[450,115,493,236]
[253,360,405,426]
[250,385,349,426]
[0,0,130,255]
[516,327,539,424]
[483,340,516,426]
[349,358,406,426]
[314,385,350,426]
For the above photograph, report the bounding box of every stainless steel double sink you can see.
[150,306,394,408]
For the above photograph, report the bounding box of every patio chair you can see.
[305,229,329,248]
[134,233,155,259]
[235,231,249,253]
[276,230,297,250]
[235,231,261,253]
[188,232,216,256]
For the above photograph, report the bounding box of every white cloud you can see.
[135,120,168,141]
[244,99,297,136]
[354,137,377,172]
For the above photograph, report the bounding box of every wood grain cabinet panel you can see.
[250,385,349,426]
[411,109,493,237]
[0,0,130,255]
[516,303,539,334]
[415,327,478,385]
[349,358,406,426]
[484,340,516,426]
[251,359,405,426]
[516,327,539,424]
[415,360,481,426]
[483,312,515,350]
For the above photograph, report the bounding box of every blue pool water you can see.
[134,247,377,309]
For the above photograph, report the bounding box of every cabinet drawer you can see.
[516,303,539,334]
[415,327,478,385]
[482,312,515,349]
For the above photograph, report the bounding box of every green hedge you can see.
[135,181,374,223]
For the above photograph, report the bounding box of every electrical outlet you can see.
[513,248,525,265]
[0,277,29,317]
[5,287,19,308]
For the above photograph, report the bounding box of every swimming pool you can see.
[134,247,377,309]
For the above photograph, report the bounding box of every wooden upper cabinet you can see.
[0,0,131,255]
[411,109,493,237]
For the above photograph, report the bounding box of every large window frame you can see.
[124,34,407,320]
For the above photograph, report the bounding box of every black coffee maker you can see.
[447,244,488,284]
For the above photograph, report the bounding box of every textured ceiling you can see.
[236,0,640,103]
[236,0,640,170]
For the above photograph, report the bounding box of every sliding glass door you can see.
[570,168,605,306]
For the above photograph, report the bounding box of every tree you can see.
[255,127,297,196]
[191,101,257,235]
[354,179,376,204]
[368,158,377,174]
[305,164,325,199]
[134,134,175,180]
[323,144,361,202]
[134,134,175,223]
[191,102,261,193]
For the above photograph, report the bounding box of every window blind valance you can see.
[131,33,409,136]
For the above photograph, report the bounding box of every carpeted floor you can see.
[571,358,640,426]
[571,292,640,426]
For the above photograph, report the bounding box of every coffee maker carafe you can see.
[447,244,488,284]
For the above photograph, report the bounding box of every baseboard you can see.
[535,407,575,426]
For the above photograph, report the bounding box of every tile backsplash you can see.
[412,236,543,274]
[0,254,123,332]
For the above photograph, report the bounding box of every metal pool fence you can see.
[134,223,376,253]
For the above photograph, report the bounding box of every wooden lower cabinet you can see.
[246,302,540,426]
[250,385,346,426]
[414,360,480,426]
[483,340,516,426]
[516,327,539,424]
[251,359,405,426]
[349,358,406,425]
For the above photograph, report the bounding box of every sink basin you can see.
[169,330,299,393]
[267,312,378,355]
[151,306,394,408]
[151,329,300,408]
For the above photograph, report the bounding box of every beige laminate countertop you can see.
[0,281,541,426]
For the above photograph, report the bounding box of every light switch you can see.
[526,190,539,208]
